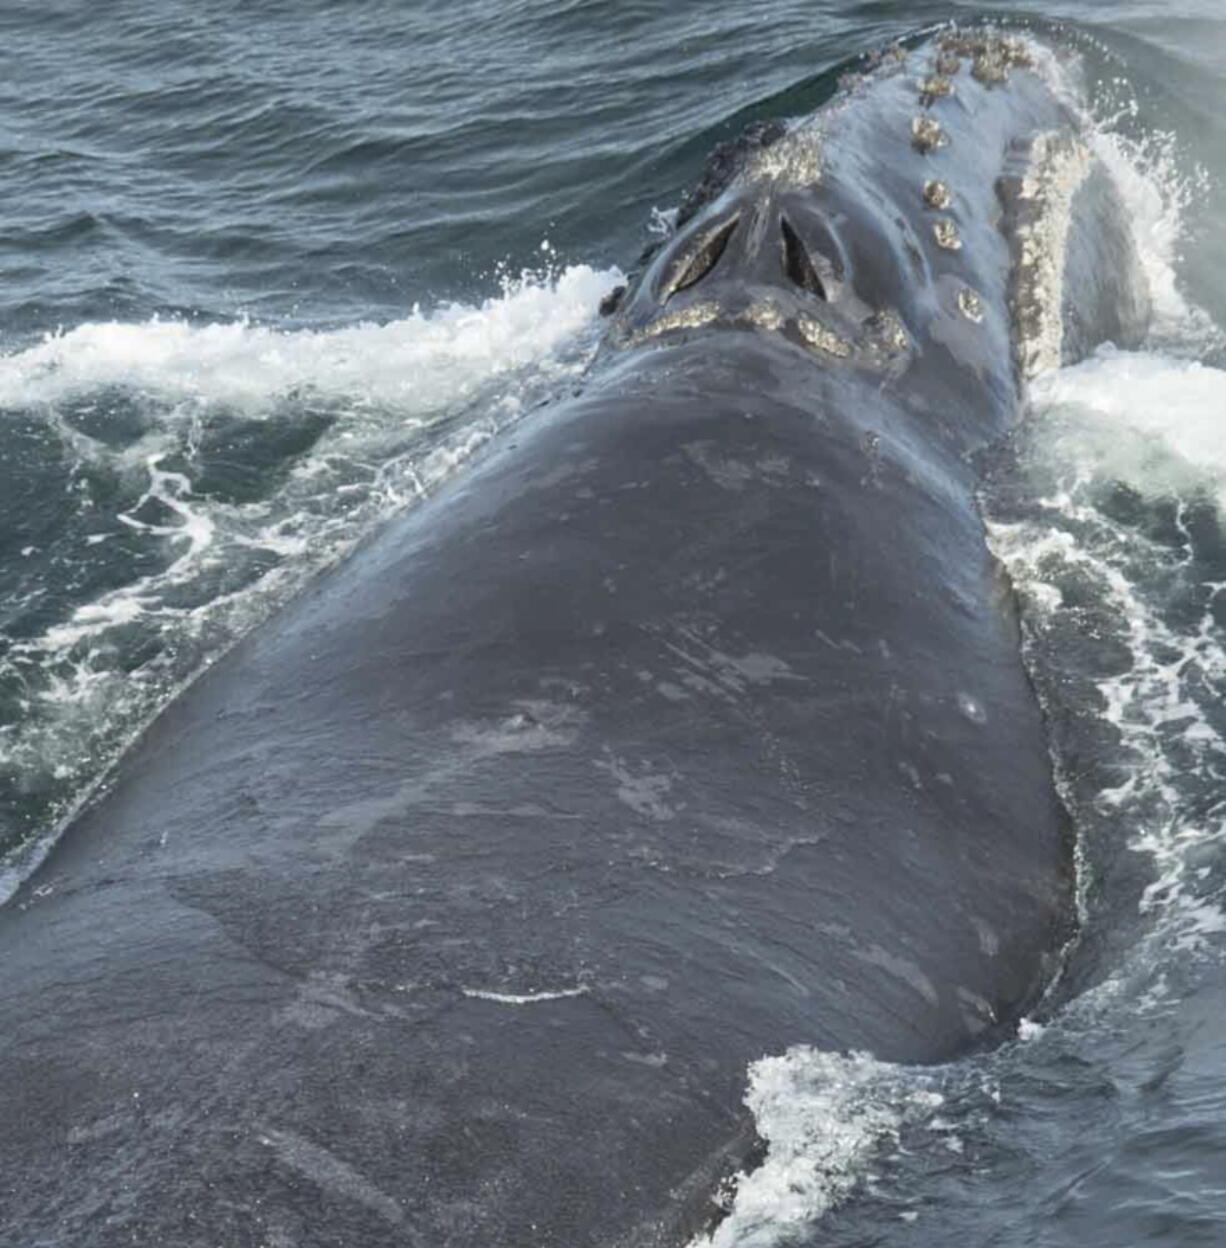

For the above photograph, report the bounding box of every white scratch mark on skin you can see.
[451,701,584,756]
[596,753,678,821]
[259,1128,404,1226]
[658,624,802,705]
[972,916,1001,957]
[461,987,588,1005]
[853,943,940,1007]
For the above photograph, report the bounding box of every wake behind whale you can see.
[0,28,1156,1248]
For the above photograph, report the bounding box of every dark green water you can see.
[3,3,1226,1244]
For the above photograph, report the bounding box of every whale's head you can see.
[608,30,1149,413]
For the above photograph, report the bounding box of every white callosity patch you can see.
[1007,131,1093,378]
[0,264,620,898]
[690,1049,942,1248]
[745,118,824,188]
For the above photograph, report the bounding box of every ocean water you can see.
[3,2,1226,1245]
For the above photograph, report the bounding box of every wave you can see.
[0,262,620,896]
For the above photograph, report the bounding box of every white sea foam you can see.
[0,265,616,412]
[1087,109,1217,351]
[690,1049,941,1248]
[1031,349,1226,509]
[1033,27,1218,353]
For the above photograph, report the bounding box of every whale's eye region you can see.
[660,215,740,299]
[780,216,828,301]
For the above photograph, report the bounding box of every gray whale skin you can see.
[0,31,1149,1248]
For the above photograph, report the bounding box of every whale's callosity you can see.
[0,31,1149,1248]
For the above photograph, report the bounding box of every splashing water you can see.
[692,1052,944,1248]
[988,348,1226,958]
[0,263,620,893]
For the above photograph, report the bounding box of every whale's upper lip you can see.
[606,176,914,368]
[609,291,912,371]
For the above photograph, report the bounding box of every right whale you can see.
[0,28,1150,1248]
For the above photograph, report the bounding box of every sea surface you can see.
[3,2,1226,1245]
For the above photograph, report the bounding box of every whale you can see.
[0,30,1149,1248]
